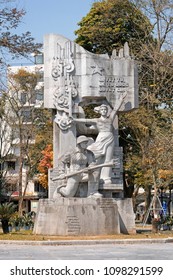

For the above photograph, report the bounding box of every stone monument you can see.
[33,34,138,235]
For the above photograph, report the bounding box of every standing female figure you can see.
[74,94,126,184]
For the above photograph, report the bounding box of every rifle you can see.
[52,159,118,181]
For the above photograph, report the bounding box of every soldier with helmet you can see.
[53,135,102,198]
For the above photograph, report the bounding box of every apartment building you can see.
[2,54,48,212]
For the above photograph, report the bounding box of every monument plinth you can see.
[33,33,138,236]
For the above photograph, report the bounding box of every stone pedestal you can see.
[33,197,135,236]
[117,198,136,234]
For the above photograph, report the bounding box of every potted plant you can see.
[22,213,33,230]
[8,222,13,232]
[11,214,24,231]
[160,216,173,230]
[0,202,17,234]
[165,216,173,230]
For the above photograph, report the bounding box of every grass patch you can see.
[0,228,173,241]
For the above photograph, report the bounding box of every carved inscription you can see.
[99,76,129,94]
[98,199,116,209]
[66,215,81,234]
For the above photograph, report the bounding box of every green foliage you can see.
[9,212,35,230]
[120,104,173,193]
[0,202,17,220]
[10,212,33,227]
[29,108,53,179]
[160,215,173,227]
[83,104,100,119]
[10,214,23,227]
[22,212,34,227]
[75,0,153,55]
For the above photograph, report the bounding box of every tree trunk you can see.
[144,185,152,223]
[19,168,30,216]
[152,173,158,218]
[18,154,23,216]
[18,128,24,216]
[1,219,9,234]
[132,185,140,212]
[152,219,159,233]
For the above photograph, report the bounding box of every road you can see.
[0,242,173,260]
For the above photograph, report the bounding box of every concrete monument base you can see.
[33,197,135,236]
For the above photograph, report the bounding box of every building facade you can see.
[2,55,48,212]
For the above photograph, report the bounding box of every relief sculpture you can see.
[52,41,78,130]
[43,34,138,199]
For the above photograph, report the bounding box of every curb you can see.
[0,238,173,246]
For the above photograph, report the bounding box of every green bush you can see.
[0,202,17,234]
[22,213,34,228]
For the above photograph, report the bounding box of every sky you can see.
[17,0,94,44]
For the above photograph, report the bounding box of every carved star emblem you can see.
[91,65,104,75]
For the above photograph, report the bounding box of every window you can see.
[12,128,19,139]
[30,91,36,104]
[7,184,17,192]
[20,92,27,105]
[7,161,15,170]
[38,71,44,82]
[35,54,44,65]
[20,92,36,105]
[21,109,32,122]
[36,91,43,101]
[34,182,46,193]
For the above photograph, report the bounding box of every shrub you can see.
[0,202,17,234]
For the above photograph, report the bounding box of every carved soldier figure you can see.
[53,135,103,198]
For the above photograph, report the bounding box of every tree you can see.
[0,93,18,200]
[37,144,53,189]
[130,0,173,107]
[0,1,43,205]
[131,0,173,51]
[75,0,153,55]
[0,202,16,233]
[120,103,173,217]
[120,2,173,212]
[29,108,53,180]
[0,1,42,65]
[7,68,38,215]
[3,68,52,215]
[0,0,42,132]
